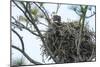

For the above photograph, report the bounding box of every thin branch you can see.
[88,47,96,61]
[11,21,45,38]
[85,12,96,18]
[72,5,95,18]
[12,0,32,23]
[12,2,46,40]
[70,6,82,16]
[11,16,41,36]
[12,29,25,51]
[12,16,19,23]
[12,0,25,13]
[12,1,59,63]
[33,2,51,24]
[41,5,50,19]
[74,10,82,16]
[12,45,43,65]
[37,20,48,27]
[38,2,50,18]
[55,4,60,14]
[22,2,45,40]
[24,3,59,63]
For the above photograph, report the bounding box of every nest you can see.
[41,21,96,63]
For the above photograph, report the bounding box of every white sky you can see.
[11,2,96,65]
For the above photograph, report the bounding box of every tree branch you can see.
[12,0,25,13]
[12,45,43,65]
[12,1,46,41]
[72,5,96,18]
[24,3,59,63]
[12,0,32,23]
[21,2,46,40]
[88,46,96,61]
[33,2,51,24]
[12,28,25,51]
[77,5,88,61]
[55,4,60,14]
[11,16,45,38]
[41,4,50,20]
[85,12,96,18]
[12,1,59,63]
[37,20,48,27]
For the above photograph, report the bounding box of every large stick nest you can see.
[41,21,96,63]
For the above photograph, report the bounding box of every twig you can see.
[12,29,25,51]
[85,12,96,18]
[88,47,96,61]
[12,0,32,23]
[11,16,46,38]
[24,2,60,63]
[37,20,48,27]
[33,2,51,24]
[12,1,59,63]
[55,4,60,14]
[12,45,43,65]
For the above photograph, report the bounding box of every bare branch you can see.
[11,16,41,36]
[33,2,51,24]
[72,5,95,18]
[11,21,45,38]
[12,1,59,63]
[21,2,46,40]
[41,5,50,19]
[55,4,60,14]
[12,0,24,13]
[70,6,82,16]
[12,0,32,23]
[37,20,48,27]
[25,4,59,63]
[85,12,96,18]
[74,10,82,16]
[88,46,96,61]
[12,28,25,51]
[12,45,43,65]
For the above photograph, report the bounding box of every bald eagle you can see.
[53,15,61,23]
